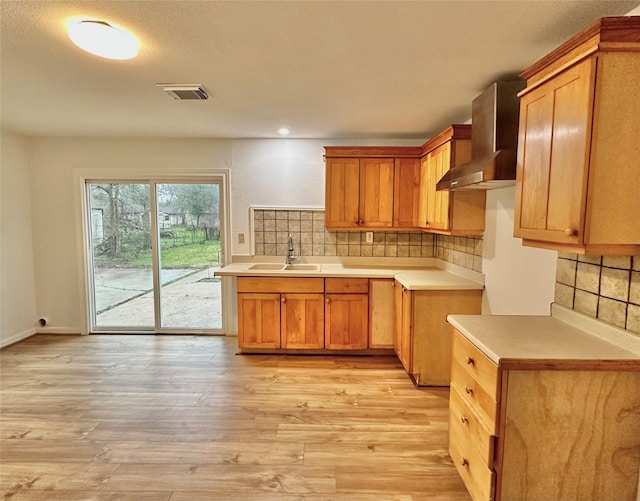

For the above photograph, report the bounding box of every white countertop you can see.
[448,306,640,368]
[214,262,484,291]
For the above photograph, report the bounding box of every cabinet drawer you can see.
[449,430,495,501]
[449,385,495,467]
[451,361,498,434]
[325,278,369,293]
[237,277,324,293]
[452,330,499,400]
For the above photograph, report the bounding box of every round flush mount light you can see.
[278,127,290,136]
[67,19,138,60]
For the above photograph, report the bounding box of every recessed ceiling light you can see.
[278,127,290,136]
[67,19,138,60]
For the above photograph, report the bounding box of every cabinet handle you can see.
[465,387,473,395]
[461,458,469,467]
[326,298,330,304]
[460,415,468,425]
[564,228,576,236]
[466,357,474,366]
[281,297,286,304]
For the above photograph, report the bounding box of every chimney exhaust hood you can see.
[436,80,525,191]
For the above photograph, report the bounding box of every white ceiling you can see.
[1,0,638,140]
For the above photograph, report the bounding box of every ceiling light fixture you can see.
[278,127,290,136]
[67,19,138,60]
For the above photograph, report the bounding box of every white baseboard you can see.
[1,328,37,349]
[36,327,82,335]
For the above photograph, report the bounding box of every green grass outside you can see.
[96,226,220,269]
[131,239,220,268]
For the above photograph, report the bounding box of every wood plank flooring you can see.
[0,334,471,501]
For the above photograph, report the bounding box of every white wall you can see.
[482,187,557,315]
[1,130,37,346]
[27,136,420,333]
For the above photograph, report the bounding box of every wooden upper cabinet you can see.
[418,125,485,236]
[325,157,360,229]
[423,143,452,231]
[324,147,422,230]
[393,157,422,229]
[359,158,395,228]
[514,16,640,255]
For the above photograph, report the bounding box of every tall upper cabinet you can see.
[419,125,486,236]
[514,16,640,255]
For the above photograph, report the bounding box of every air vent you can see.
[157,84,209,100]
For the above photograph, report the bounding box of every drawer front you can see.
[325,278,369,294]
[237,277,324,293]
[449,385,495,467]
[452,330,499,400]
[451,361,498,434]
[449,426,495,501]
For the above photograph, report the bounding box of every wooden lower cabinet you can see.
[237,293,281,349]
[450,329,640,501]
[281,293,324,349]
[237,277,325,350]
[394,284,482,385]
[237,276,370,351]
[325,278,369,350]
[369,278,394,348]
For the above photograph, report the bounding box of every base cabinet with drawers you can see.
[449,328,640,501]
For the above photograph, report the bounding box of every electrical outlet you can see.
[238,233,245,244]
[365,231,373,243]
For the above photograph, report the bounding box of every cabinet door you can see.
[325,157,360,229]
[393,157,421,228]
[359,158,394,228]
[399,288,412,373]
[281,293,324,349]
[418,154,430,229]
[237,293,281,349]
[426,143,451,231]
[393,283,412,373]
[369,279,394,348]
[325,294,369,349]
[514,57,595,245]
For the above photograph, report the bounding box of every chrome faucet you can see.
[286,233,300,264]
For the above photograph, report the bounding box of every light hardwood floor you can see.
[0,334,471,501]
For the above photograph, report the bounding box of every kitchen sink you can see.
[283,264,321,271]
[249,263,285,270]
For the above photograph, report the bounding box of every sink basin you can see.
[249,263,285,270]
[283,264,321,271]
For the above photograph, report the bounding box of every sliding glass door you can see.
[156,183,220,329]
[87,180,223,333]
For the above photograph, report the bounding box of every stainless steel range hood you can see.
[436,80,525,191]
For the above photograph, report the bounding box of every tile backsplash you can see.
[252,209,434,258]
[251,209,483,273]
[435,235,483,273]
[555,253,640,334]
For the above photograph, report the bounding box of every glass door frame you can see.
[76,169,231,335]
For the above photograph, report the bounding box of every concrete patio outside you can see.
[94,267,222,330]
